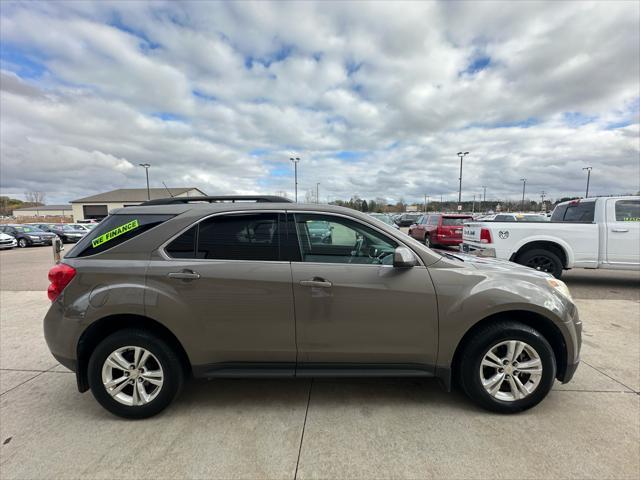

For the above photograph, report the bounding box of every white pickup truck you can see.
[461,196,640,278]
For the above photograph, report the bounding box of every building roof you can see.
[71,188,206,203]
[14,204,72,212]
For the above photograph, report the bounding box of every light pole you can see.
[457,152,469,209]
[139,163,151,200]
[540,191,546,211]
[472,194,476,213]
[316,182,320,204]
[520,178,527,211]
[582,167,592,198]
[481,185,487,212]
[289,157,300,202]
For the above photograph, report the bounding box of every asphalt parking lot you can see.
[1,245,639,479]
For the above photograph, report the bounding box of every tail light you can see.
[480,228,493,244]
[47,263,76,302]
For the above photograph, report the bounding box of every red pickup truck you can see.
[408,214,474,247]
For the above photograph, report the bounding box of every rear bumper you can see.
[436,237,463,246]
[460,242,496,257]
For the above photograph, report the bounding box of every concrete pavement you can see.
[0,250,639,479]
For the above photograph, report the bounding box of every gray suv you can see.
[44,196,581,418]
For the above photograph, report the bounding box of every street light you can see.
[139,163,151,200]
[316,182,320,204]
[582,167,592,198]
[520,178,527,211]
[457,151,469,209]
[289,157,300,202]
[481,185,487,212]
[540,190,546,211]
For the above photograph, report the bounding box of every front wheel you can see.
[424,235,431,247]
[517,248,563,278]
[87,329,184,419]
[458,321,556,413]
[17,238,29,248]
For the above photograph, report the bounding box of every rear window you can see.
[442,217,470,226]
[69,214,173,257]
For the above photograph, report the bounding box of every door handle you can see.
[300,277,332,288]
[611,228,629,233]
[168,270,201,280]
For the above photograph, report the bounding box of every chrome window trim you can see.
[159,210,286,262]
[287,210,425,267]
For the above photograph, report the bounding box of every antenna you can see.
[162,181,175,197]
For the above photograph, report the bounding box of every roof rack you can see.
[140,195,294,206]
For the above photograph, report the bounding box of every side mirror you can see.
[393,247,418,268]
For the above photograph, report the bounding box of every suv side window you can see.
[294,214,397,265]
[166,213,281,261]
[615,200,640,221]
[428,216,439,225]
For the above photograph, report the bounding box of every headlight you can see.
[28,235,40,239]
[547,278,572,301]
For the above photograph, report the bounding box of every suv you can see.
[395,213,422,227]
[408,214,474,247]
[44,196,581,418]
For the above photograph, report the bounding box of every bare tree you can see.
[24,191,46,205]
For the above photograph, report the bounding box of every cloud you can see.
[0,0,638,204]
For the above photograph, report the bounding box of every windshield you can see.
[518,215,548,222]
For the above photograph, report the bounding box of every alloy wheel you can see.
[101,346,164,406]
[18,238,27,248]
[526,255,555,273]
[479,340,543,401]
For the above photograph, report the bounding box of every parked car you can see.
[394,213,422,227]
[368,213,400,229]
[461,196,640,278]
[68,223,96,232]
[306,220,333,244]
[0,224,58,247]
[33,223,87,243]
[44,196,581,418]
[0,232,17,249]
[408,214,474,247]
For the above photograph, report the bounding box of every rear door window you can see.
[69,214,173,257]
[165,213,281,261]
[615,200,640,221]
[428,216,440,225]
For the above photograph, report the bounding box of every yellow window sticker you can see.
[91,220,140,248]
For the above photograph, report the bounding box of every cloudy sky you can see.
[1,1,639,205]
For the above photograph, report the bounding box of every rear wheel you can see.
[88,329,184,419]
[517,248,563,278]
[458,321,556,413]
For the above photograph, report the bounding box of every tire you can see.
[87,329,184,419]
[458,321,556,413]
[424,235,431,247]
[517,248,563,278]
[17,238,29,248]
